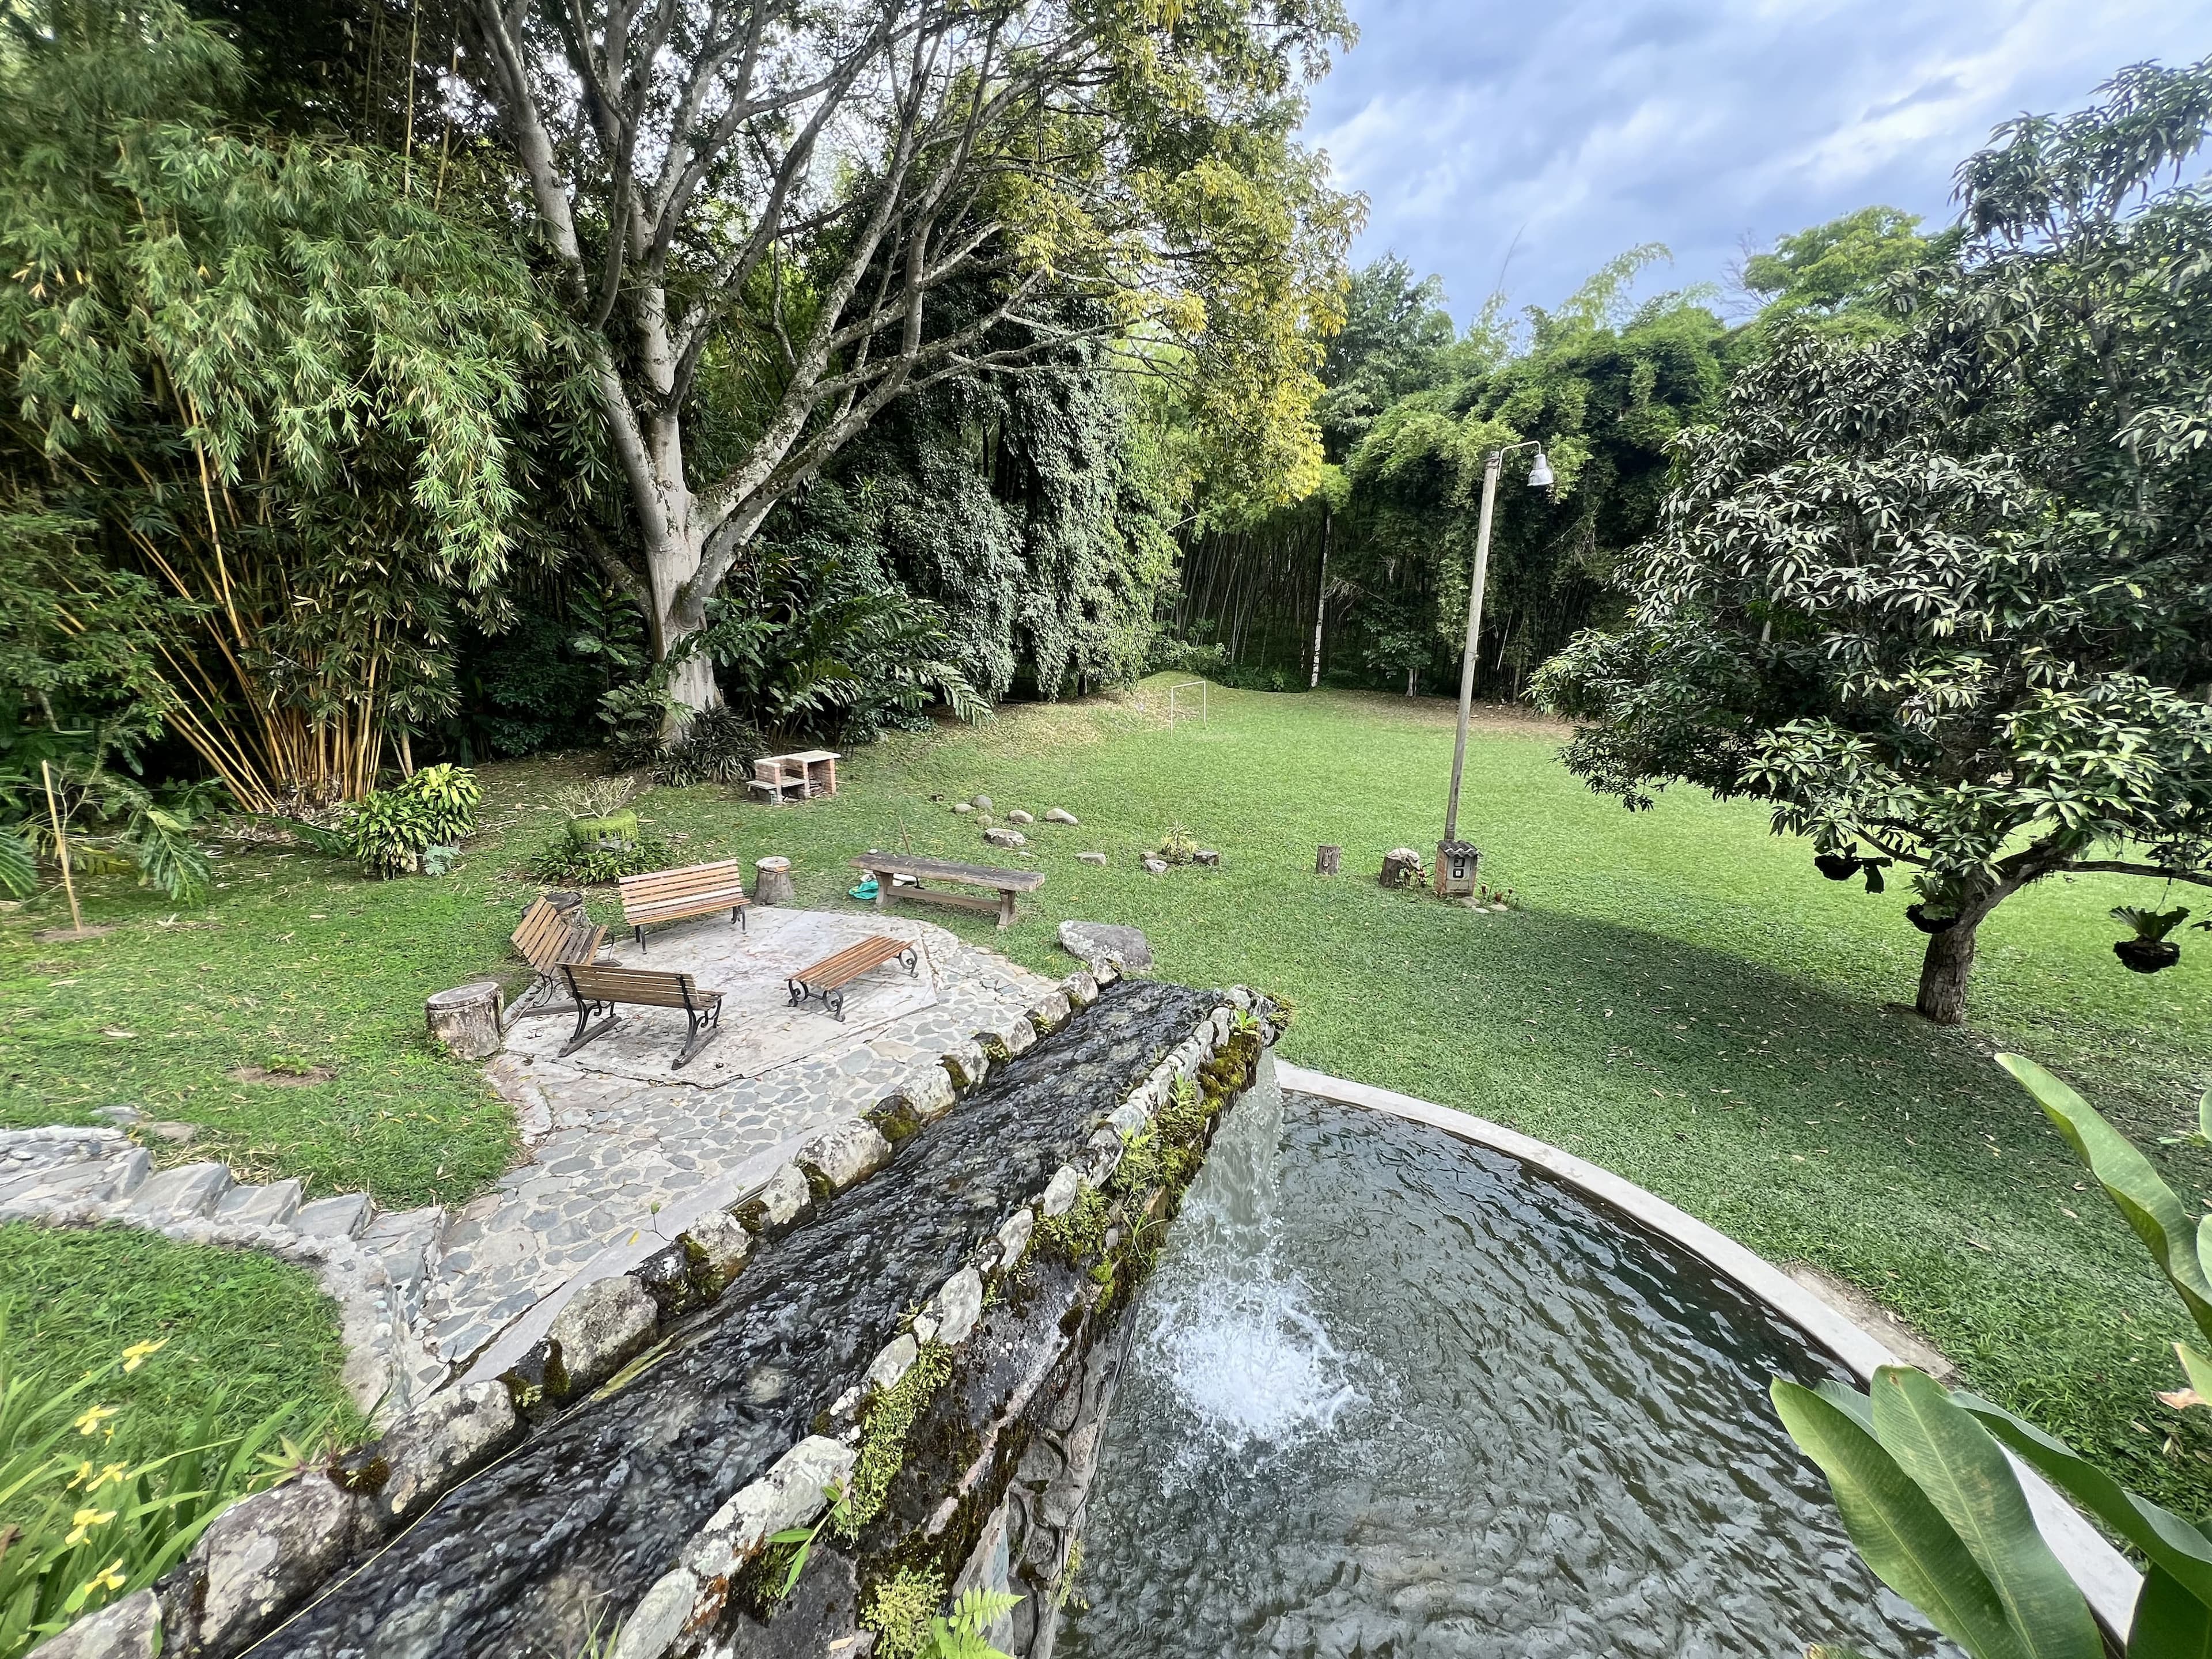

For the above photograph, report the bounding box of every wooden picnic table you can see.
[851,851,1044,930]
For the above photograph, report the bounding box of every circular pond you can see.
[1054,1070,1949,1658]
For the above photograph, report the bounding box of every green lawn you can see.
[5,679,2211,1513]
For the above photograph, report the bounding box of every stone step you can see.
[0,1152,147,1219]
[120,1161,233,1225]
[216,1179,303,1229]
[295,1191,374,1240]
[361,1205,446,1291]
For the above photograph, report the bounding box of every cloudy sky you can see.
[1301,0,2212,325]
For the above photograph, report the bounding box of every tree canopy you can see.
[1535,59,2212,1025]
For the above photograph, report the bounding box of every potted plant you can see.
[1812,844,1861,881]
[2111,904,2190,973]
[1906,903,1960,934]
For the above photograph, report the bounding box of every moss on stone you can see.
[863,1565,943,1659]
[846,1340,955,1533]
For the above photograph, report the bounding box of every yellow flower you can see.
[71,1405,119,1437]
[65,1459,94,1490]
[89,1560,126,1594]
[87,1460,131,1493]
[120,1338,167,1373]
[65,1508,116,1546]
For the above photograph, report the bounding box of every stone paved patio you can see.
[433,905,1056,1368]
[0,905,1062,1416]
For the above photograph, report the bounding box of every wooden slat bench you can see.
[850,851,1044,930]
[558,963,725,1069]
[618,859,751,951]
[507,894,607,1019]
[786,934,920,1021]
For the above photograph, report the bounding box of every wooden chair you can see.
[786,934,920,1021]
[507,895,608,1019]
[618,859,751,950]
[558,963,726,1069]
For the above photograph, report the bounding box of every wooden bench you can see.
[558,963,725,1069]
[786,934,920,1021]
[850,851,1044,930]
[507,894,607,1019]
[618,859,751,951]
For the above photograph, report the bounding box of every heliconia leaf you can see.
[1774,1376,2029,1659]
[1998,1055,2212,1348]
[1869,1368,2102,1659]
[1956,1389,2212,1607]
[2177,1344,2212,1411]
[2126,1564,2212,1658]
[2199,1088,2212,1147]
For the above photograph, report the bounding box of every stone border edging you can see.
[1273,1059,2141,1641]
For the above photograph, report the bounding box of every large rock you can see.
[609,1567,699,1659]
[983,827,1027,849]
[738,1162,812,1234]
[680,1209,752,1297]
[684,1436,857,1581]
[930,1267,985,1347]
[377,1380,519,1525]
[26,1589,160,1659]
[1057,921,1153,974]
[1005,809,1033,825]
[181,1476,366,1657]
[546,1275,657,1396]
[798,1120,893,1196]
[1044,808,1078,825]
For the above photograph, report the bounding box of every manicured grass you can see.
[0,1224,363,1480]
[5,679,2211,1516]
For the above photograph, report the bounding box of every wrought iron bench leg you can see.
[674,997,725,1069]
[559,1001,622,1057]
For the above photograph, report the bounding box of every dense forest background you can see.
[2,0,1957,834]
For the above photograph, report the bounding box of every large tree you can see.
[467,0,1357,714]
[1535,61,2212,1025]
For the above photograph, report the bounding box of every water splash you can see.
[1139,1067,1365,1464]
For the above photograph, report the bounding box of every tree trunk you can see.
[1915,920,1980,1025]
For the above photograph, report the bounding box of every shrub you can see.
[1154,823,1199,865]
[393,764,479,842]
[654,706,766,788]
[0,1335,305,1659]
[343,789,435,878]
[525,832,671,885]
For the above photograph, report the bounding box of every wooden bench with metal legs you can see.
[558,963,725,1069]
[618,859,751,951]
[786,934,919,1021]
[507,893,608,1020]
[849,851,1044,930]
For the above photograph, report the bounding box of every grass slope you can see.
[5,680,2210,1513]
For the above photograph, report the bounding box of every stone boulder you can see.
[1075,851,1107,866]
[176,1476,367,1657]
[1044,807,1078,825]
[377,1379,519,1525]
[546,1275,657,1396]
[983,827,1027,849]
[1005,809,1033,825]
[26,1590,160,1659]
[1059,920,1152,973]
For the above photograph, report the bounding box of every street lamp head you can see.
[1527,448,1554,490]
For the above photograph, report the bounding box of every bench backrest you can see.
[513,897,603,971]
[618,859,752,920]
[563,963,709,1009]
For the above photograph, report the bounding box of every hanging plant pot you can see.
[1907,904,1960,934]
[2114,939,2182,975]
[1814,853,1861,881]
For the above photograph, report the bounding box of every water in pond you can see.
[1056,1066,1950,1658]
[259,979,1215,1659]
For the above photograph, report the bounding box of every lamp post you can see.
[1439,441,1552,888]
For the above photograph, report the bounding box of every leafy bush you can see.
[343,790,435,878]
[0,1334,304,1658]
[654,706,766,787]
[1,768,218,905]
[550,778,640,821]
[526,833,670,886]
[393,764,479,843]
[597,682,674,774]
[1154,824,1199,865]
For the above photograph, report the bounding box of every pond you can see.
[1054,1066,1948,1658]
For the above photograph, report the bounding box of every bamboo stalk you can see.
[41,762,83,935]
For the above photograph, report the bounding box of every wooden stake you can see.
[41,761,82,935]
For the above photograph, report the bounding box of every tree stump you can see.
[1378,847,1425,889]
[754,856,796,907]
[1315,844,1342,876]
[427,982,504,1059]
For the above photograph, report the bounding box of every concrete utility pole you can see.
[1442,442,1553,847]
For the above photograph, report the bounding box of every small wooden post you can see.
[427,982,505,1058]
[753,856,796,907]
[41,761,83,935]
[1315,844,1342,877]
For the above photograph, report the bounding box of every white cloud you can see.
[1301,0,2212,321]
